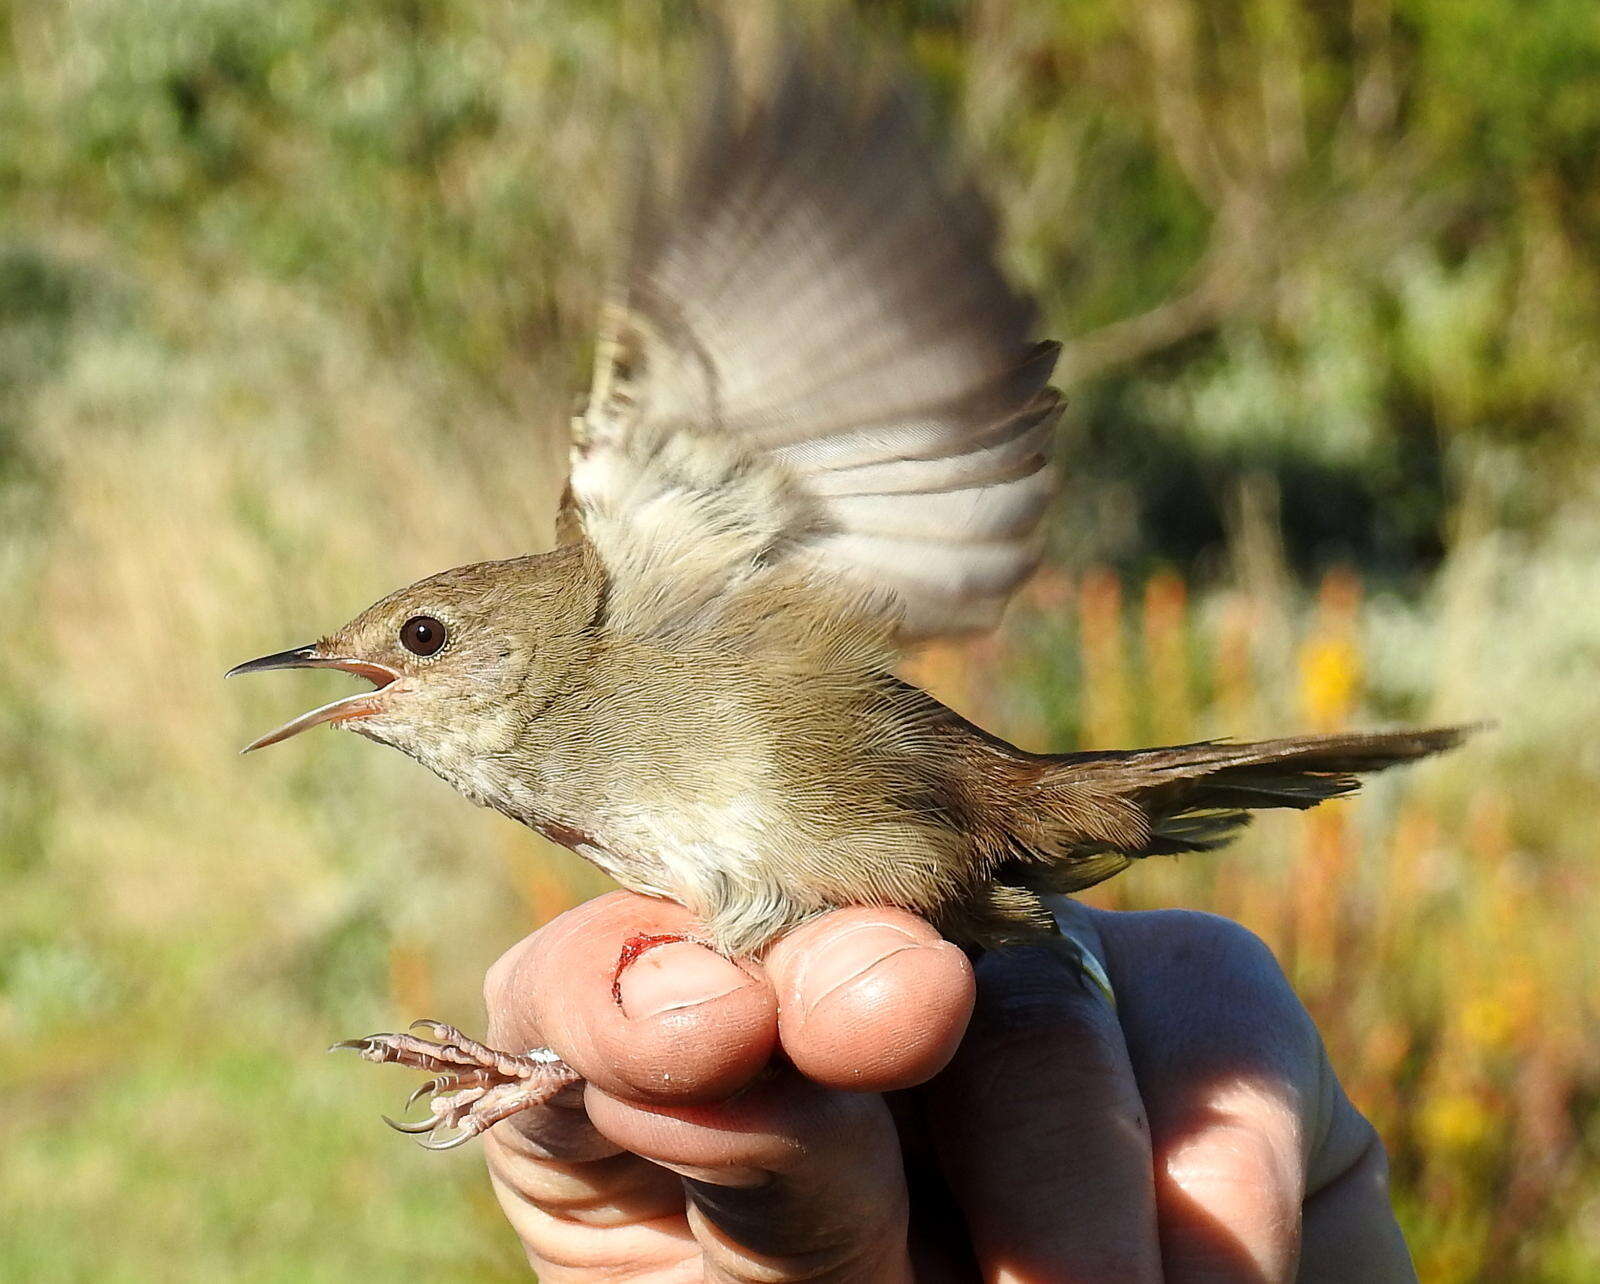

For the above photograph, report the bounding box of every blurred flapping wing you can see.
[568,41,1061,642]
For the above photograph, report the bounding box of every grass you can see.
[1,263,604,1280]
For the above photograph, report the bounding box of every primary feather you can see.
[567,38,1061,641]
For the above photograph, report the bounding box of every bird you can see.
[229,33,1465,1148]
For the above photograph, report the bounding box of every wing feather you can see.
[569,36,1062,641]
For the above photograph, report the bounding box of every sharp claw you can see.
[418,1126,479,1151]
[382,1112,445,1134]
[330,1020,558,1152]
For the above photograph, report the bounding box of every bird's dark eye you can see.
[399,615,447,657]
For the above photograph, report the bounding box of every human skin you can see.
[476,890,1417,1282]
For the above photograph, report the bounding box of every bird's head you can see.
[229,546,601,780]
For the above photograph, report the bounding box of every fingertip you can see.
[580,1083,787,1184]
[767,908,975,1091]
[595,962,779,1104]
[615,941,751,1022]
[525,892,780,1105]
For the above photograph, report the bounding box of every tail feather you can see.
[994,725,1472,894]
[1056,727,1469,782]
[1142,809,1251,854]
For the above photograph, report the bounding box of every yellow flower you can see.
[1420,1090,1493,1153]
[1300,635,1361,729]
[1460,994,1516,1051]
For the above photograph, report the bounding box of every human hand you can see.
[478,890,1415,1282]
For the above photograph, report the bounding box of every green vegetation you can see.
[3,1,1597,1278]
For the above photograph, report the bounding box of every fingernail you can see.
[618,942,749,1020]
[793,923,924,1021]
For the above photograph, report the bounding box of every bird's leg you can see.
[332,1019,581,1150]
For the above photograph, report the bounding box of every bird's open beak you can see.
[226,644,402,753]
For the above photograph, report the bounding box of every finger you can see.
[483,1129,698,1281]
[1299,1129,1417,1283]
[1094,908,1320,1284]
[482,924,623,1163]
[1298,1057,1416,1281]
[515,890,779,1104]
[483,911,701,1279]
[763,906,976,1091]
[921,928,1164,1282]
[583,1070,914,1283]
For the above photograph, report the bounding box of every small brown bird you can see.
[232,38,1463,1146]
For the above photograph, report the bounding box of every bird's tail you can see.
[986,726,1471,896]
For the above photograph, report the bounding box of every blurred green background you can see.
[3,0,1598,1278]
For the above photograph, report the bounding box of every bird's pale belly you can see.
[523,803,823,955]
[444,752,710,905]
[466,745,944,953]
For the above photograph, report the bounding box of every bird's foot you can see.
[332,1019,581,1150]
[610,931,705,1004]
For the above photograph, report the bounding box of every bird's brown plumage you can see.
[284,539,1464,956]
[235,32,1467,959]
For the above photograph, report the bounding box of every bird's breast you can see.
[516,783,802,935]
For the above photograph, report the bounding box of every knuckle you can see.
[1115,908,1317,1045]
[1142,907,1280,971]
[483,934,543,1013]
[1308,1084,1389,1195]
[482,947,521,1009]
[1161,1116,1302,1202]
